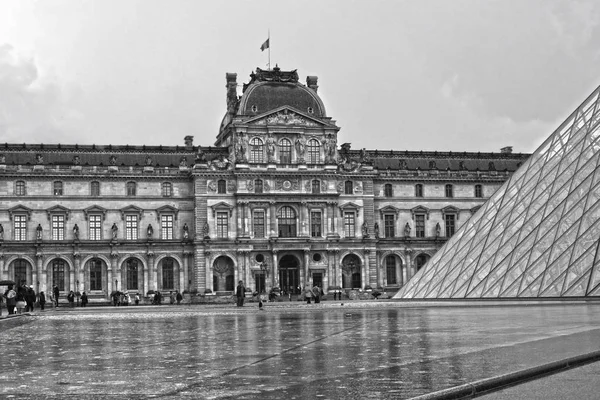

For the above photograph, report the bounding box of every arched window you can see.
[307,139,320,164]
[217,179,227,194]
[126,182,137,196]
[384,184,393,197]
[344,180,353,194]
[161,182,173,197]
[385,255,397,285]
[279,139,292,164]
[475,184,483,198]
[445,184,454,198]
[126,259,139,290]
[277,206,297,237]
[89,259,103,291]
[415,254,430,271]
[415,184,424,197]
[312,179,320,194]
[52,259,66,291]
[13,259,28,286]
[161,258,174,290]
[90,181,100,197]
[255,179,263,194]
[250,138,264,163]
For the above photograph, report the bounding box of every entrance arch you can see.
[279,254,301,294]
[341,254,362,289]
[213,255,235,292]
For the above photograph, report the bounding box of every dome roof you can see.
[237,67,326,118]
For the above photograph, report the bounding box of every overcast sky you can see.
[1,0,599,153]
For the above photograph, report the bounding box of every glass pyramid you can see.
[396,85,600,299]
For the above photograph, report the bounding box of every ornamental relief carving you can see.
[275,179,300,191]
[227,181,237,193]
[253,110,318,127]
[207,181,217,193]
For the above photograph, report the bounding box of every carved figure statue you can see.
[489,161,495,171]
[0,154,5,163]
[399,159,408,169]
[183,223,189,239]
[73,224,79,240]
[374,222,380,239]
[404,222,411,237]
[0,223,4,240]
[109,155,117,165]
[145,155,153,166]
[36,154,44,164]
[236,134,248,163]
[36,224,43,240]
[266,135,276,161]
[359,148,370,163]
[73,155,81,165]
[111,223,118,239]
[147,224,154,238]
[295,137,306,160]
[195,148,206,163]
[179,156,188,167]
[435,223,441,237]
[203,222,210,238]
[324,135,336,162]
[362,221,369,238]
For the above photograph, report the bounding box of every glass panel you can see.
[518,274,544,297]
[562,270,592,297]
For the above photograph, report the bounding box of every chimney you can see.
[184,136,194,149]
[306,76,318,92]
[500,146,513,154]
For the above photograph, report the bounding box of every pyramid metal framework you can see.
[397,85,600,299]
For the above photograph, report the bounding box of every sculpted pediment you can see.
[247,107,326,127]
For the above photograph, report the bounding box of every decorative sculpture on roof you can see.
[109,155,117,165]
[359,148,371,163]
[210,154,231,170]
[250,66,299,83]
[195,148,206,163]
[236,134,248,163]
[179,156,188,168]
[429,160,437,169]
[36,154,44,164]
[145,155,153,166]
[399,159,408,169]
[489,161,496,171]
[459,161,467,170]
[0,154,5,163]
[73,155,81,165]
[255,110,318,126]
[324,134,337,163]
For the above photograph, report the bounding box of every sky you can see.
[1,0,599,153]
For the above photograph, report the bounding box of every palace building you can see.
[0,66,529,300]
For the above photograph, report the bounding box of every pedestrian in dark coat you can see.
[67,291,75,308]
[81,292,88,307]
[236,281,245,307]
[25,286,36,312]
[38,291,46,310]
[53,285,60,307]
[4,285,17,315]
[176,291,183,305]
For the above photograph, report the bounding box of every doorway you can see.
[279,255,300,294]
[312,272,323,288]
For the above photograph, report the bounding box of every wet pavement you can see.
[1,301,599,399]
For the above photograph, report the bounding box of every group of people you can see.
[53,286,88,308]
[304,284,324,304]
[1,283,46,315]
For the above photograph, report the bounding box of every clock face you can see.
[283,180,292,190]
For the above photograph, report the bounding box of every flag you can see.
[260,38,269,52]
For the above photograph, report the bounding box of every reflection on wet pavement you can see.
[1,303,599,399]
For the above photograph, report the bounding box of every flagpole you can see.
[268,29,271,70]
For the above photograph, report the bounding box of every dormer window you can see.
[251,105,258,112]
[307,107,314,114]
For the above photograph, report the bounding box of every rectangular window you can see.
[127,182,136,196]
[14,215,27,241]
[311,211,322,237]
[90,260,102,291]
[126,215,138,240]
[344,212,355,238]
[217,212,228,239]
[386,257,397,285]
[445,214,456,237]
[15,181,26,196]
[51,215,65,240]
[89,215,102,240]
[91,182,100,197]
[161,215,174,239]
[415,215,425,238]
[475,184,483,198]
[53,181,63,196]
[162,182,173,197]
[384,214,395,238]
[253,210,265,238]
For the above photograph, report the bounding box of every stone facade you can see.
[0,66,529,299]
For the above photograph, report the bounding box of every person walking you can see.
[176,291,183,305]
[67,290,75,308]
[0,289,4,316]
[53,285,60,307]
[15,285,26,314]
[135,293,140,305]
[81,291,88,307]
[169,291,175,305]
[312,284,321,304]
[38,291,46,310]
[4,285,17,315]
[236,281,245,307]
[25,286,36,312]
[304,285,314,304]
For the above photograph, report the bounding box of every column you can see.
[301,201,309,237]
[326,250,334,287]
[404,248,413,280]
[69,257,75,292]
[74,254,82,292]
[271,250,278,288]
[36,254,45,292]
[244,252,250,288]
[244,203,251,237]
[31,255,38,289]
[108,254,116,293]
[362,250,369,289]
[148,252,156,290]
[303,250,310,288]
[180,252,188,292]
[335,250,342,289]
[269,201,277,237]
[0,254,4,282]
[205,250,212,292]
[376,251,383,289]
